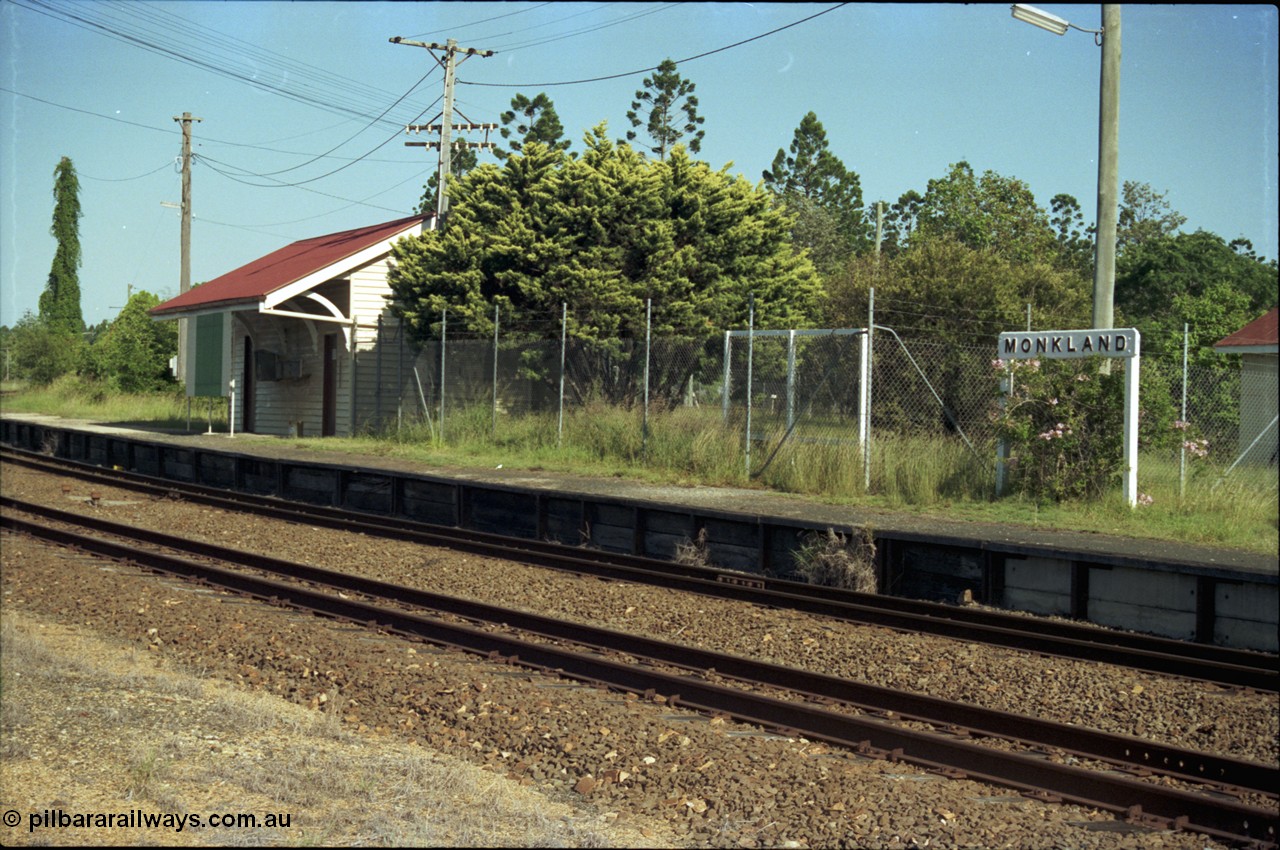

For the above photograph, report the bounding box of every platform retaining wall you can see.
[3,418,1275,652]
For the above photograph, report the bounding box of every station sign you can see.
[997,328,1138,360]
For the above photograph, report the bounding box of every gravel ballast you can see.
[2,462,1274,848]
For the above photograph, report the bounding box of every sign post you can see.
[997,328,1141,507]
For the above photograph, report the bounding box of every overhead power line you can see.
[11,0,425,129]
[80,161,173,183]
[200,93,443,187]
[0,85,172,135]
[481,3,681,54]
[252,68,440,177]
[195,154,413,216]
[0,84,429,166]
[460,3,848,88]
[404,1,553,40]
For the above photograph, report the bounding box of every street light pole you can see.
[1093,5,1121,332]
[1011,4,1120,334]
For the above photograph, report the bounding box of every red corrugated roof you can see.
[151,214,428,316]
[1214,307,1279,350]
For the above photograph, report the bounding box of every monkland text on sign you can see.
[998,328,1138,360]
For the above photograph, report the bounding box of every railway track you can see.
[2,446,1276,694]
[2,497,1277,848]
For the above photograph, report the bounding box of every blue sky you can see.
[2,2,1276,328]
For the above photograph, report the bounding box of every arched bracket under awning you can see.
[260,292,353,348]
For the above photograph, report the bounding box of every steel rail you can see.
[2,448,1275,693]
[2,510,1275,847]
[3,499,1277,801]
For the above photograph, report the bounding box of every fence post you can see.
[557,302,567,448]
[745,292,755,476]
[375,316,383,430]
[1180,322,1189,501]
[858,329,869,467]
[864,287,874,493]
[721,331,732,425]
[397,320,404,433]
[996,365,1011,497]
[439,307,447,442]
[643,298,652,458]
[786,329,796,429]
[493,304,500,440]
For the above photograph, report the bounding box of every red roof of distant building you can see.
[151,214,428,317]
[1214,307,1279,351]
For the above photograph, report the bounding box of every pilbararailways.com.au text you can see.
[16,808,291,833]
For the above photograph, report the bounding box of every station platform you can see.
[2,412,1276,651]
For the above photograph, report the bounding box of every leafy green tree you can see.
[1116,230,1277,362]
[1116,181,1186,253]
[910,161,1057,264]
[782,195,858,280]
[826,234,1091,436]
[1114,229,1275,452]
[1229,237,1264,262]
[8,311,84,384]
[625,59,705,160]
[497,92,570,160]
[0,324,10,381]
[828,235,1089,342]
[85,291,178,392]
[763,112,869,270]
[39,156,84,338]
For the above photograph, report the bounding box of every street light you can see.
[1012,4,1120,334]
[1011,4,1071,36]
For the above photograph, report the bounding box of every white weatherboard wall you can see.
[1238,355,1278,465]
[349,260,400,434]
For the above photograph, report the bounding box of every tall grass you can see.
[4,380,1275,553]
[0,374,227,429]
[1128,453,1279,547]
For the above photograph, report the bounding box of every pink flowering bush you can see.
[993,358,1125,502]
[1182,437,1211,459]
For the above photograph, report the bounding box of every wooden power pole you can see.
[173,111,201,384]
[389,37,496,222]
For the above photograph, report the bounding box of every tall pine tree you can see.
[625,59,705,160]
[39,156,84,337]
[497,92,570,160]
[763,112,868,270]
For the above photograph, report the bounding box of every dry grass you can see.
[673,527,711,568]
[0,610,673,847]
[791,527,878,593]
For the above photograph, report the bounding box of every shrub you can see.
[85,291,178,393]
[7,312,83,384]
[994,357,1125,502]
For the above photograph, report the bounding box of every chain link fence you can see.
[355,301,1276,498]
